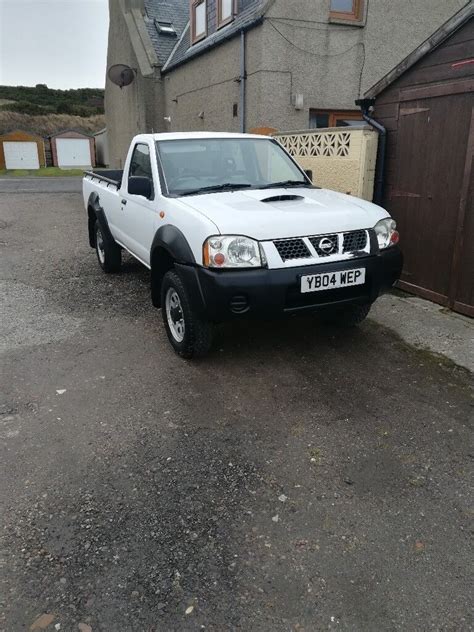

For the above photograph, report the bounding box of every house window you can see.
[309,110,364,129]
[191,0,207,44]
[218,0,235,28]
[155,20,177,36]
[329,0,363,21]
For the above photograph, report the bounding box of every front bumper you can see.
[177,247,403,322]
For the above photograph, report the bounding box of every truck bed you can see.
[84,169,123,188]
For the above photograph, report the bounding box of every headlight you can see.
[203,236,265,268]
[374,218,399,250]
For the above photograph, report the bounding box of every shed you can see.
[93,128,109,167]
[0,130,46,170]
[50,130,95,169]
[367,8,474,317]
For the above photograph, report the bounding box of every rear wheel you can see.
[161,270,213,359]
[320,303,371,327]
[95,220,121,273]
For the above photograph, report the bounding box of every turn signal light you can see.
[203,243,226,267]
[203,242,210,267]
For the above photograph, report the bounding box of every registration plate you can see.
[301,268,366,293]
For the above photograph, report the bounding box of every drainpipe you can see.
[240,30,246,133]
[355,97,386,205]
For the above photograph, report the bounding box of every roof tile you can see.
[144,0,189,66]
[144,0,266,71]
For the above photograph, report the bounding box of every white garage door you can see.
[56,138,91,167]
[4,142,40,169]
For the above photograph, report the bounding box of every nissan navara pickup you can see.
[83,132,402,358]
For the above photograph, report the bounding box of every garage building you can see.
[50,130,95,169]
[368,12,473,317]
[0,130,46,170]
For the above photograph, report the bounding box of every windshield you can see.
[156,137,309,196]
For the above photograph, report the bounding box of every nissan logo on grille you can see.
[318,237,336,255]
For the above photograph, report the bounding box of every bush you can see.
[56,102,73,115]
[0,101,55,115]
[0,111,106,136]
[0,85,104,115]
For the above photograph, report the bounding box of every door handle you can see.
[121,199,127,206]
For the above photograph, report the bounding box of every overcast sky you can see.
[0,0,109,89]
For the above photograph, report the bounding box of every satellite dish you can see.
[108,64,136,89]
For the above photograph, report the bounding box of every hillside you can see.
[0,111,105,136]
[0,84,104,117]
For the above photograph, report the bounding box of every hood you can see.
[180,188,390,240]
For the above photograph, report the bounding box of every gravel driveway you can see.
[1,178,472,631]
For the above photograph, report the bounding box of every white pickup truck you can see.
[83,132,402,358]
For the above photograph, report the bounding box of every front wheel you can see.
[161,270,213,359]
[320,303,371,327]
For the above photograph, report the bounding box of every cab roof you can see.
[136,132,271,142]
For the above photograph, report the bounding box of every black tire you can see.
[320,303,371,327]
[95,220,121,273]
[161,270,213,359]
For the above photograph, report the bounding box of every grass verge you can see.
[0,167,85,177]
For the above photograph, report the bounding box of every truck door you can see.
[117,142,157,265]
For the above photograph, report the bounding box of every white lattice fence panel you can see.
[276,131,351,158]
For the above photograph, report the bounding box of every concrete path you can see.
[0,176,82,193]
[371,293,473,372]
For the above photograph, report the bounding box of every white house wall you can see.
[162,26,265,134]
[105,0,469,166]
[258,0,469,130]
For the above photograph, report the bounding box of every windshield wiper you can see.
[179,183,253,197]
[259,180,311,189]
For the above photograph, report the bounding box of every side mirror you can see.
[305,169,313,182]
[128,176,153,199]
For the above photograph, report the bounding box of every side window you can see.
[128,143,154,200]
[129,144,153,179]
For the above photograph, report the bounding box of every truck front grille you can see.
[274,239,311,261]
[343,230,368,253]
[273,230,370,262]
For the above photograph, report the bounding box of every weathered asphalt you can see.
[0,177,82,194]
[1,178,473,632]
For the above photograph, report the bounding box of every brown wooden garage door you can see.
[390,88,474,317]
